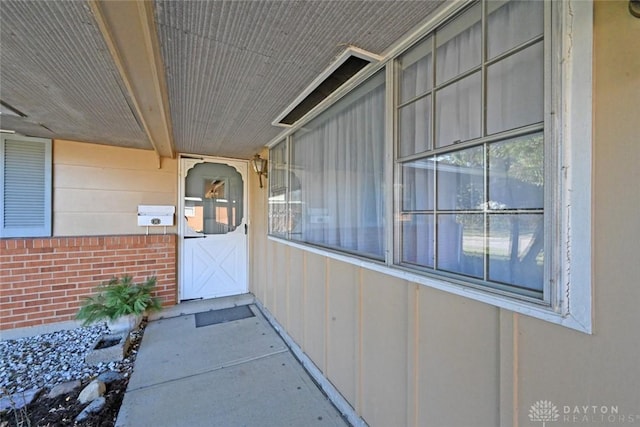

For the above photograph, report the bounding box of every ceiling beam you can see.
[88,0,175,161]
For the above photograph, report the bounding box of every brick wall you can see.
[1,234,177,331]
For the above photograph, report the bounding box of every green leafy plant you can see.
[76,276,162,326]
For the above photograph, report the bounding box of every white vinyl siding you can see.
[1,134,52,238]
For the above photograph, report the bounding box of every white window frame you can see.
[0,134,53,238]
[267,0,592,333]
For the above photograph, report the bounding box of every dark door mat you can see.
[195,305,255,328]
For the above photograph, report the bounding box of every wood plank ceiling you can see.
[0,0,444,159]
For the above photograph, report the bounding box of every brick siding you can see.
[1,234,177,331]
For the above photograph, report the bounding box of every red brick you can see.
[1,315,26,324]
[113,261,137,268]
[11,279,40,288]
[53,258,79,266]
[2,240,18,250]
[25,298,51,307]
[4,262,26,269]
[56,296,81,304]
[12,307,41,315]
[66,289,94,297]
[74,251,94,258]
[38,290,67,299]
[29,248,55,254]
[40,266,66,273]
[52,283,77,291]
[94,262,115,269]
[29,311,55,320]
[12,319,44,329]
[76,279,96,286]
[41,302,69,311]
[12,254,42,262]
[51,271,78,279]
[10,267,41,276]
[38,278,63,287]
[92,251,116,257]
[44,252,69,260]
[55,308,77,317]
[114,249,137,256]
[11,251,32,259]
[11,294,39,303]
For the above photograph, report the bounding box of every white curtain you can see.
[434,3,482,148]
[398,37,432,157]
[291,72,385,259]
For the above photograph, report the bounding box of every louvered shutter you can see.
[1,135,52,237]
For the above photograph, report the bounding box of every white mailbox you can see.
[137,205,175,226]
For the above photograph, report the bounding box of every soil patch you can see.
[1,378,128,427]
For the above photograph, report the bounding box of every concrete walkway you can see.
[115,296,349,427]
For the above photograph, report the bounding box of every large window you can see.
[397,0,545,298]
[1,134,52,238]
[269,71,386,259]
[268,0,592,331]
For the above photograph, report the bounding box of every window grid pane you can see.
[268,140,289,237]
[398,37,433,104]
[401,214,435,268]
[435,3,482,85]
[398,96,431,157]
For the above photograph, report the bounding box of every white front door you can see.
[179,157,248,300]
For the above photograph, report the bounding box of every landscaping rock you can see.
[0,387,41,411]
[78,380,105,403]
[46,380,81,398]
[85,333,131,365]
[97,370,124,384]
[75,396,106,422]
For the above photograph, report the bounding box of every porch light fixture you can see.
[630,0,640,18]
[251,154,268,188]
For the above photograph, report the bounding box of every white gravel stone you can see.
[0,323,139,394]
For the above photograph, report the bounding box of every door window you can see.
[184,163,244,235]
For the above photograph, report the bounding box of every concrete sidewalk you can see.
[115,296,349,427]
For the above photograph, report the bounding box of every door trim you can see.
[178,154,249,301]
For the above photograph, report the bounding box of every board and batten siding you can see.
[249,3,640,426]
[53,139,177,236]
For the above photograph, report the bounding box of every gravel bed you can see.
[0,323,139,394]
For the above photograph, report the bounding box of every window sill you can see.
[267,235,592,334]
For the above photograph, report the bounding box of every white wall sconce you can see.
[251,154,268,188]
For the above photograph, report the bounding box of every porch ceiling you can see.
[0,0,444,159]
